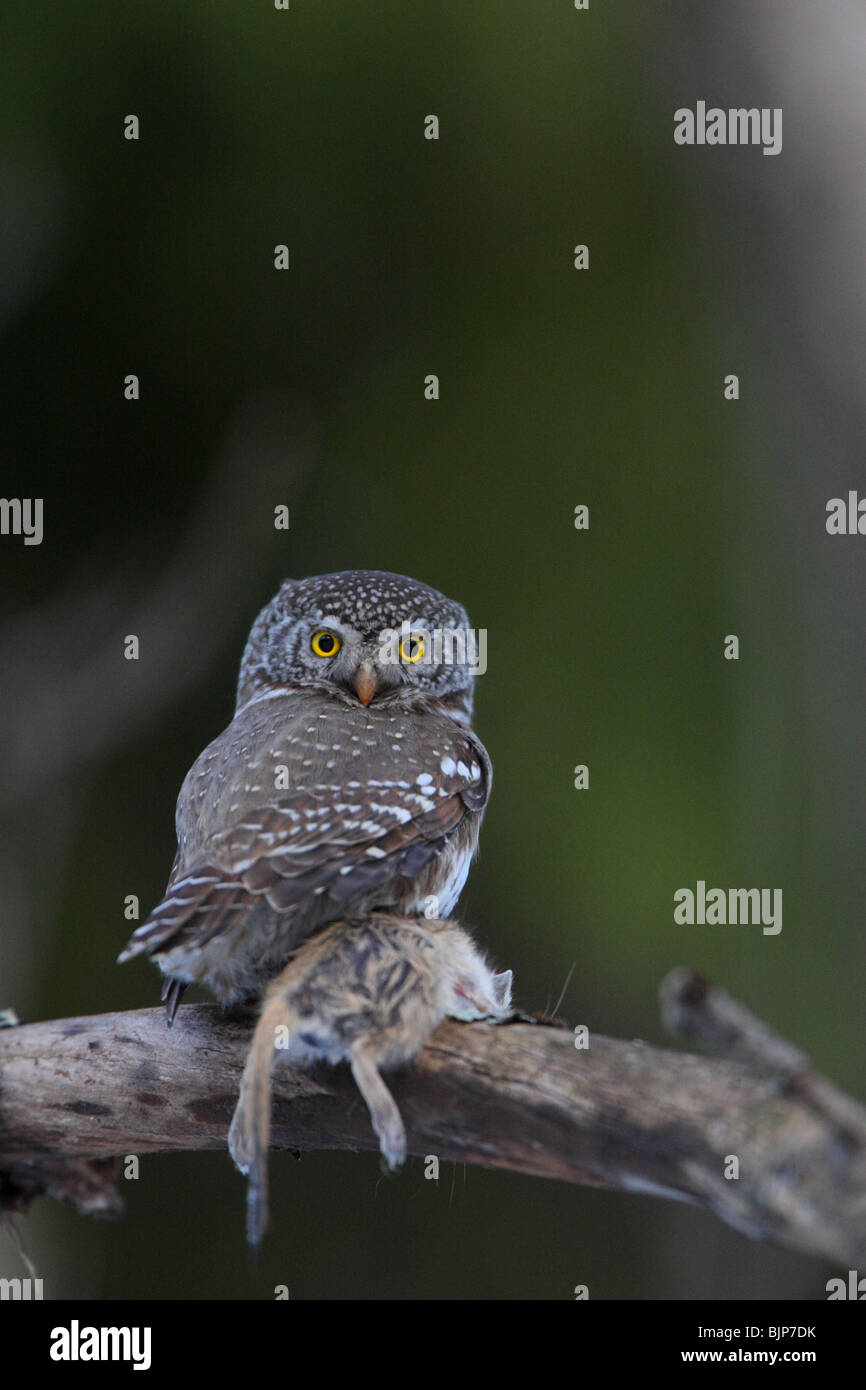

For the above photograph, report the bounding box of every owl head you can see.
[236,570,482,723]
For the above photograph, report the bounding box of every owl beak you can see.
[353,661,377,706]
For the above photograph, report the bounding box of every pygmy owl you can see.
[119,571,492,1018]
[229,911,513,1245]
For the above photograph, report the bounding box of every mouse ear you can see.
[491,970,513,1011]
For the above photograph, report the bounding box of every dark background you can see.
[2,1,864,1298]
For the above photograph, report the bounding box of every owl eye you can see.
[311,630,341,658]
[399,634,425,664]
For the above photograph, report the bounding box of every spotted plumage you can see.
[119,571,492,1016]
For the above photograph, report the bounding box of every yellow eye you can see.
[311,630,341,658]
[399,634,425,663]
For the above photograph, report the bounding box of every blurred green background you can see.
[1,0,863,1298]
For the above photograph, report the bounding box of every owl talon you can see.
[160,976,187,1027]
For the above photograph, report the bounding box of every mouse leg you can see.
[350,1041,407,1170]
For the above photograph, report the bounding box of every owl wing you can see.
[118,730,490,976]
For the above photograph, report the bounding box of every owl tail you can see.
[228,993,290,1248]
[350,1043,407,1170]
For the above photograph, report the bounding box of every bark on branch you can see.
[1,971,864,1265]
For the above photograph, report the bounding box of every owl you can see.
[118,571,492,1019]
[229,912,513,1245]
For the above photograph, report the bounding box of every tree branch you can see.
[1,975,864,1265]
